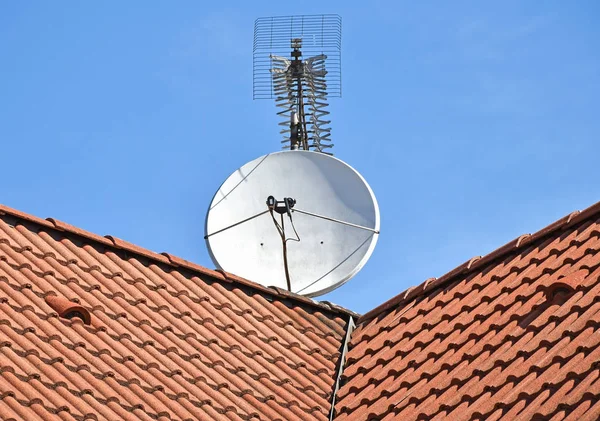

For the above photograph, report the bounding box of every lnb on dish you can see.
[266,196,297,215]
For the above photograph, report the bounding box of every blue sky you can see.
[1,2,599,314]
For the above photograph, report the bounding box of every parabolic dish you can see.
[204,150,380,297]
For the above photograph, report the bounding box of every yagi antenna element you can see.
[253,15,342,154]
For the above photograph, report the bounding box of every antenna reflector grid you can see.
[253,14,342,100]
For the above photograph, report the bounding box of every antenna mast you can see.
[253,15,342,154]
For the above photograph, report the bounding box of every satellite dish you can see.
[205,151,379,297]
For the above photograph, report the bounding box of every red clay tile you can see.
[3,199,600,420]
[0,204,352,420]
[44,295,92,325]
[336,200,600,420]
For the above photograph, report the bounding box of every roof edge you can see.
[358,199,600,325]
[0,204,358,318]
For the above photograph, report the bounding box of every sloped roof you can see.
[0,204,355,421]
[4,200,600,421]
[334,201,600,420]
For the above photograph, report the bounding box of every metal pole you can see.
[204,210,270,239]
[292,208,380,234]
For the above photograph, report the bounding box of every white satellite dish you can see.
[205,150,380,297]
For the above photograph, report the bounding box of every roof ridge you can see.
[358,199,600,325]
[0,204,358,318]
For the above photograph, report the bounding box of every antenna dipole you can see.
[253,15,342,154]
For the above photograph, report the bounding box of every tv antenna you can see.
[253,15,342,153]
[204,15,380,297]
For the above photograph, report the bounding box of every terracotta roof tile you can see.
[0,204,353,420]
[5,199,600,420]
[335,200,600,420]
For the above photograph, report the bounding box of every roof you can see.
[0,204,355,421]
[3,200,600,421]
[334,200,600,420]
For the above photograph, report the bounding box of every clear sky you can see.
[2,2,599,314]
